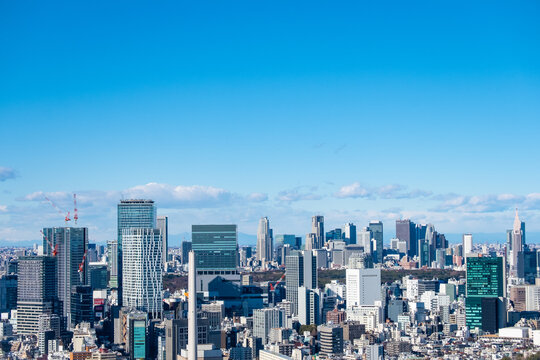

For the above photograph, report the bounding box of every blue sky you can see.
[1,1,540,244]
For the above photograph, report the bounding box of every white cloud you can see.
[122,183,234,208]
[247,193,268,202]
[276,188,322,202]
[335,182,432,200]
[0,167,16,182]
[335,182,371,199]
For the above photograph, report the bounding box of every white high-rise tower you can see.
[122,228,163,319]
[188,251,197,360]
[463,234,473,257]
[257,217,273,264]
[510,209,524,279]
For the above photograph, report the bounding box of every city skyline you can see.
[1,1,540,244]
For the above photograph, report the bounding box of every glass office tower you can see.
[192,224,238,271]
[42,227,88,324]
[117,200,156,305]
[465,255,505,332]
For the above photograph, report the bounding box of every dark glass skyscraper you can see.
[192,224,238,271]
[368,221,383,263]
[465,256,505,332]
[42,227,87,324]
[396,219,416,258]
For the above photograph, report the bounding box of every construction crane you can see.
[78,250,87,282]
[40,230,59,256]
[269,273,286,291]
[73,194,78,224]
[44,196,71,224]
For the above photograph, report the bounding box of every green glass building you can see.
[465,256,504,331]
[192,224,238,271]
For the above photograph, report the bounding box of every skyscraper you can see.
[311,215,324,249]
[285,250,317,315]
[181,241,192,265]
[192,225,239,290]
[157,216,169,272]
[465,255,505,332]
[122,228,163,319]
[17,256,58,335]
[253,308,285,344]
[117,200,156,304]
[305,233,316,251]
[368,221,383,263]
[107,240,119,288]
[42,227,88,324]
[343,223,357,245]
[275,234,301,250]
[396,219,416,258]
[256,217,273,264]
[510,210,525,279]
[358,228,372,254]
[346,268,381,308]
[298,286,321,325]
[463,234,473,257]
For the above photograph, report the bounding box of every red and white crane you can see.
[44,196,71,224]
[78,250,87,282]
[269,273,286,291]
[73,194,78,225]
[40,229,59,257]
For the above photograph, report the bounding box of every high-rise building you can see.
[122,228,163,319]
[346,268,381,308]
[256,217,273,264]
[117,200,157,304]
[342,223,357,245]
[181,241,192,265]
[253,308,285,344]
[89,264,108,290]
[465,255,506,332]
[510,210,525,279]
[463,234,473,257]
[285,250,317,315]
[157,216,169,272]
[192,225,239,290]
[326,228,342,241]
[70,285,93,327]
[311,216,324,249]
[305,233,316,251]
[318,325,343,356]
[125,310,148,360]
[0,274,17,313]
[165,318,209,360]
[17,256,58,335]
[165,319,209,360]
[368,221,383,263]
[192,225,238,271]
[275,235,301,250]
[358,228,372,254]
[396,219,415,258]
[107,240,119,288]
[298,286,321,325]
[42,227,88,324]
